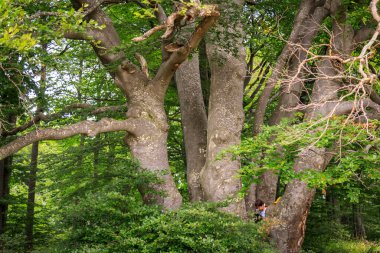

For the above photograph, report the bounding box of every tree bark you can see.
[267,3,362,252]
[175,55,207,202]
[251,1,331,208]
[0,157,12,240]
[67,0,219,209]
[200,0,246,217]
[25,141,39,251]
[352,204,366,239]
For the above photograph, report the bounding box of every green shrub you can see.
[116,203,277,253]
[323,240,380,253]
[50,199,277,252]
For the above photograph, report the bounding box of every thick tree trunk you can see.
[268,147,330,253]
[123,83,183,209]
[25,141,39,251]
[200,0,246,216]
[268,5,359,251]
[66,0,218,210]
[175,55,207,202]
[252,3,331,207]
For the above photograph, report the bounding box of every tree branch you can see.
[1,104,126,137]
[134,53,150,78]
[0,118,139,160]
[153,5,220,85]
[371,0,380,22]
[322,98,380,117]
[253,0,329,135]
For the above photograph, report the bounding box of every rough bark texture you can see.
[175,54,207,202]
[200,0,246,217]
[268,147,328,253]
[25,141,39,251]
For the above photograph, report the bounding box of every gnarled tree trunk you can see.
[267,3,370,251]
[250,0,331,208]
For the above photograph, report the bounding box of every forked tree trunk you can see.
[65,0,219,209]
[123,83,183,209]
[175,55,207,202]
[251,1,331,207]
[200,0,246,217]
[268,5,361,251]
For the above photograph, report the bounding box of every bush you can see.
[323,240,380,253]
[50,199,277,252]
[117,203,277,253]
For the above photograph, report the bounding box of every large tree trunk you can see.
[123,83,183,209]
[65,0,219,209]
[175,55,207,202]
[252,2,331,207]
[268,147,332,253]
[268,4,360,251]
[200,0,246,216]
[25,141,39,251]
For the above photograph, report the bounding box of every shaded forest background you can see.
[0,0,380,252]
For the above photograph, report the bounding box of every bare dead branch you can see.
[132,0,212,42]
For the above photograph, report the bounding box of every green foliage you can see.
[323,240,380,253]
[51,201,277,253]
[233,117,380,201]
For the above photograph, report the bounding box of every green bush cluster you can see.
[50,195,277,252]
[323,240,380,253]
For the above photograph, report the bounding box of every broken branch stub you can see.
[132,2,219,43]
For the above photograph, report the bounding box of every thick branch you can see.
[0,118,138,160]
[153,6,219,85]
[135,53,149,78]
[371,0,380,22]
[253,0,329,135]
[1,104,126,137]
[322,98,380,117]
[132,24,166,42]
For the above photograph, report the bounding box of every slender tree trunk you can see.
[352,204,366,239]
[200,0,246,217]
[25,141,39,251]
[175,54,207,202]
[0,156,12,240]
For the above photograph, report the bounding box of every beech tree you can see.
[0,0,220,210]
